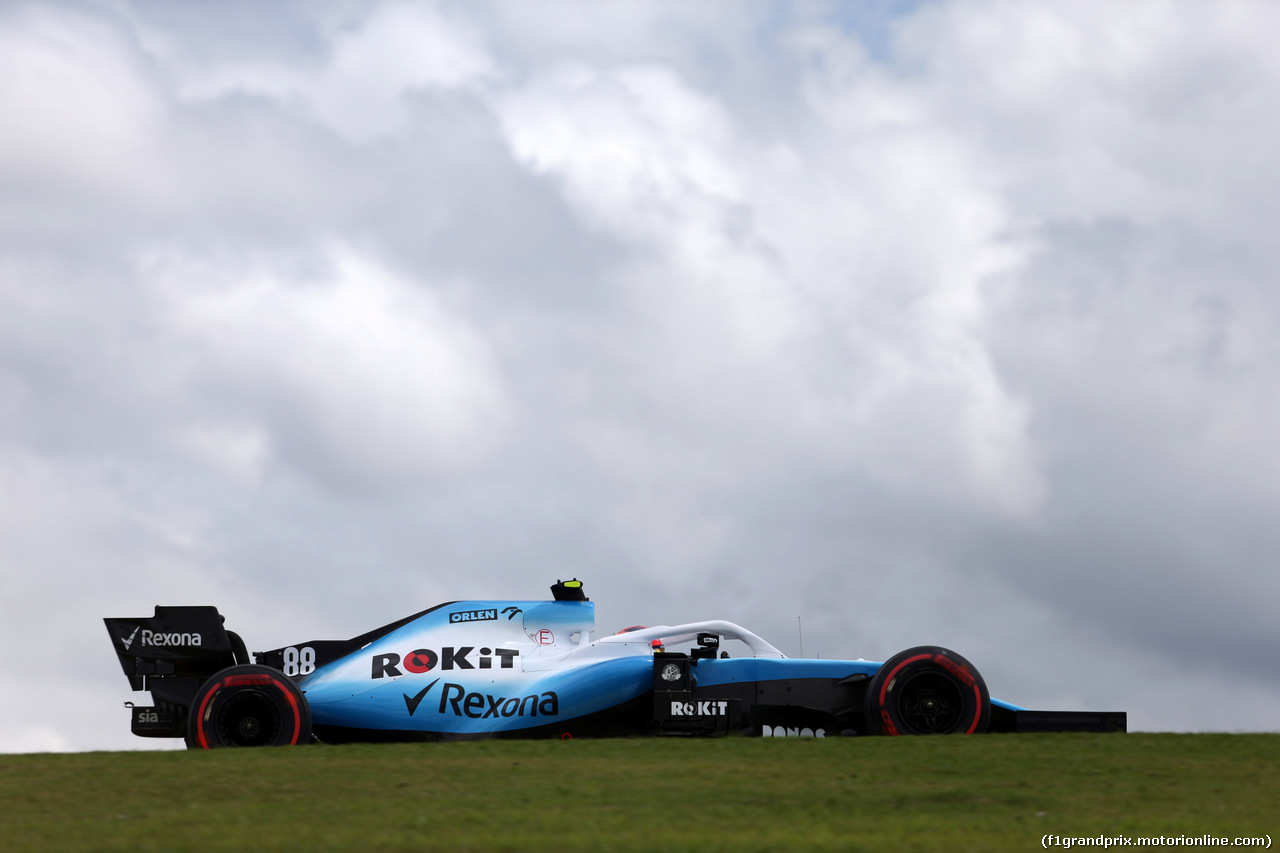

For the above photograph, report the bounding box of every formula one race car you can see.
[105,580,1125,748]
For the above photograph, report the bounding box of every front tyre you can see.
[865,646,990,735]
[187,664,312,748]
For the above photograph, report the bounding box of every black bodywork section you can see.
[651,652,868,736]
[253,602,457,673]
[988,706,1127,733]
[651,641,1126,737]
[104,606,246,737]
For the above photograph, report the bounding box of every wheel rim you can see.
[896,671,965,733]
[215,690,283,747]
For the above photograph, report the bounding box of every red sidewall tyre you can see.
[865,646,990,735]
[187,664,312,749]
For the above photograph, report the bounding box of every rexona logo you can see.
[439,683,559,719]
[138,629,202,647]
[670,700,730,717]
[372,646,519,678]
[449,609,497,624]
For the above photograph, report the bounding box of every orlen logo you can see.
[449,609,497,624]
[447,607,523,623]
[372,646,518,679]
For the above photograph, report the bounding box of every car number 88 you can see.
[282,646,316,676]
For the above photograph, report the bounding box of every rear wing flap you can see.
[104,606,242,690]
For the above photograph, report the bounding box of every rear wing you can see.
[104,606,251,738]
[104,606,247,690]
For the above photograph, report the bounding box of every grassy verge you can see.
[1,734,1275,852]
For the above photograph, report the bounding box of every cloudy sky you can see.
[3,0,1278,752]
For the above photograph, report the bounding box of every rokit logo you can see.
[669,700,730,717]
[122,627,202,648]
[372,646,519,678]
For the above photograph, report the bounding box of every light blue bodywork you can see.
[299,599,654,734]
[294,597,1022,737]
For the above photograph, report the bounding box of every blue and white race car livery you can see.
[105,580,1125,748]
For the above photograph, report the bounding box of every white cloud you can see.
[901,0,1280,235]
[0,4,161,189]
[147,246,509,489]
[496,63,746,244]
[162,2,496,142]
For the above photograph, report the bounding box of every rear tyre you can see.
[186,664,312,749]
[865,646,990,735]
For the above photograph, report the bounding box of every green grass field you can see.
[1,734,1274,852]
